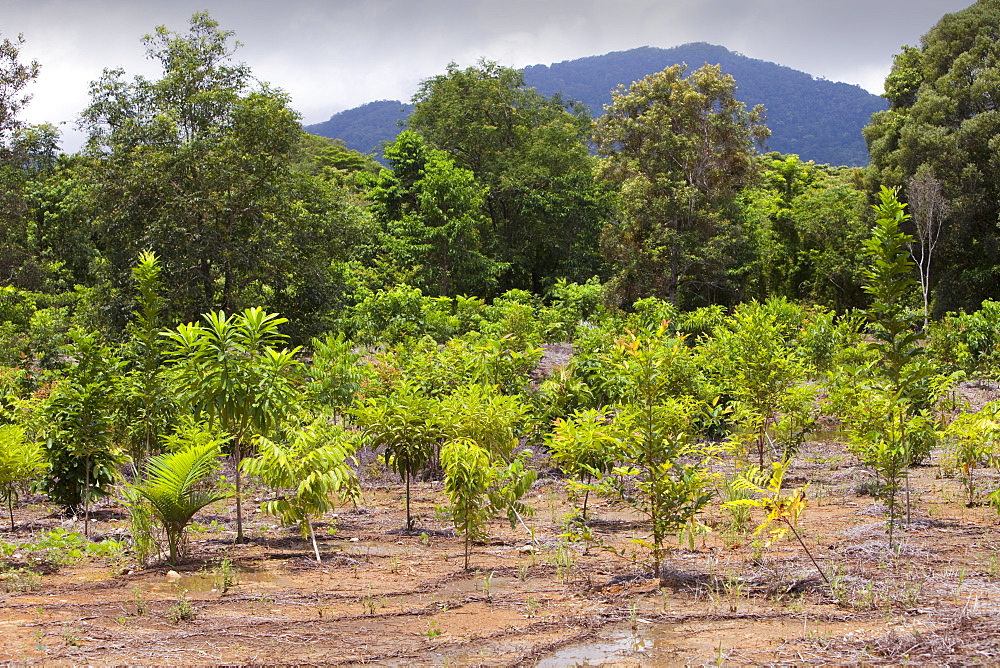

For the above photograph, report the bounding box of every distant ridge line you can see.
[305,43,886,166]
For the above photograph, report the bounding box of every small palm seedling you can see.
[130,436,228,565]
[242,420,359,563]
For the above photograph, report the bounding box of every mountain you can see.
[305,100,414,156]
[305,43,888,167]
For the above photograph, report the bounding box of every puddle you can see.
[809,427,844,444]
[533,618,850,666]
[143,568,277,595]
[536,627,654,667]
[345,542,414,558]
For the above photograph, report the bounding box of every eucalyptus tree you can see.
[595,63,768,308]
[906,168,949,329]
[162,307,300,543]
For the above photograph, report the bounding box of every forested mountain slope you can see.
[306,43,887,166]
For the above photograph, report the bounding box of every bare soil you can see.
[2,434,1000,666]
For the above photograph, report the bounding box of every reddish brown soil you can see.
[2,436,1000,666]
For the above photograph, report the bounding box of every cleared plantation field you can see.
[2,429,999,666]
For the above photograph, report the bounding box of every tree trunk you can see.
[201,256,213,310]
[84,454,91,538]
[234,437,245,543]
[405,472,412,530]
[308,520,322,563]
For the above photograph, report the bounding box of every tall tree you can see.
[367,130,501,297]
[864,0,1000,313]
[408,60,609,294]
[739,154,869,310]
[0,32,61,291]
[906,168,949,329]
[78,13,355,333]
[595,63,768,308]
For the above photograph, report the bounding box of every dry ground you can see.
[2,432,1000,666]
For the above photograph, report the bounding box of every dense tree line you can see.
[0,1,997,349]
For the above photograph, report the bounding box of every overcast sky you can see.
[7,0,976,151]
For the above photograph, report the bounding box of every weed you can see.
[0,566,41,592]
[722,573,746,612]
[1,528,126,567]
[548,541,574,569]
[524,597,540,617]
[361,585,382,615]
[212,557,238,594]
[481,570,494,599]
[389,556,399,574]
[986,551,1000,580]
[165,591,196,623]
[426,620,442,639]
[517,562,529,581]
[855,479,884,498]
[559,509,598,554]
[432,504,451,522]
[419,532,430,547]
[828,566,850,608]
[60,627,80,647]
[127,586,148,616]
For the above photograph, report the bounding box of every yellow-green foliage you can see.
[441,438,493,570]
[243,421,358,562]
[944,404,1000,506]
[0,424,45,530]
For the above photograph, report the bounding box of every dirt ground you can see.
[2,428,1000,666]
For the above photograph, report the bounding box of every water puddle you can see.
[809,427,844,444]
[535,627,655,667]
[143,567,277,595]
[533,617,840,666]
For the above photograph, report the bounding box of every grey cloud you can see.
[6,0,976,152]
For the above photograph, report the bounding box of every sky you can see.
[6,0,977,152]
